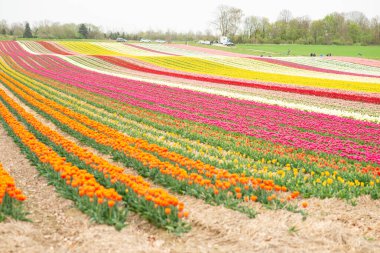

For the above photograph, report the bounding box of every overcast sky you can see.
[0,0,379,32]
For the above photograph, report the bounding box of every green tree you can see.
[244,16,262,42]
[323,13,346,44]
[371,16,380,44]
[310,20,325,44]
[0,20,8,35]
[348,22,361,43]
[23,22,33,38]
[78,23,88,39]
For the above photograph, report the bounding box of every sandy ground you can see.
[0,84,380,253]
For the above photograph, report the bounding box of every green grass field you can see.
[189,42,380,59]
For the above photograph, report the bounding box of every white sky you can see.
[0,0,379,32]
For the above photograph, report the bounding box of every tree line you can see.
[0,6,379,45]
[0,21,104,40]
[0,20,215,42]
[214,6,380,45]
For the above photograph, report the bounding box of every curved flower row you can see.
[59,54,380,122]
[137,56,380,93]
[19,41,53,54]
[4,41,380,105]
[330,57,380,68]
[0,63,297,213]
[94,54,380,85]
[124,43,380,78]
[38,41,73,55]
[249,57,380,78]
[1,57,378,201]
[0,163,27,203]
[281,57,380,73]
[95,55,380,103]
[56,41,125,56]
[0,44,377,164]
[0,101,121,204]
[23,55,377,161]
[0,96,128,228]
[133,43,208,56]
[203,57,380,82]
[94,42,167,56]
[0,41,380,196]
[0,163,28,221]
[166,43,380,73]
[16,41,380,80]
[1,50,380,174]
[1,48,374,169]
[0,86,189,230]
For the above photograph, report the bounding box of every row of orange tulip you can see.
[0,87,186,217]
[0,99,123,208]
[0,163,26,204]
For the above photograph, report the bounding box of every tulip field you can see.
[0,40,379,252]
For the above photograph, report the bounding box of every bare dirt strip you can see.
[0,84,379,253]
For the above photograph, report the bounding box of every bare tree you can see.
[261,17,270,39]
[204,29,215,41]
[9,22,24,37]
[345,11,369,28]
[0,20,8,35]
[274,10,293,42]
[287,16,311,43]
[278,9,293,23]
[371,16,380,44]
[244,16,262,41]
[310,20,325,44]
[87,24,104,39]
[213,5,243,37]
